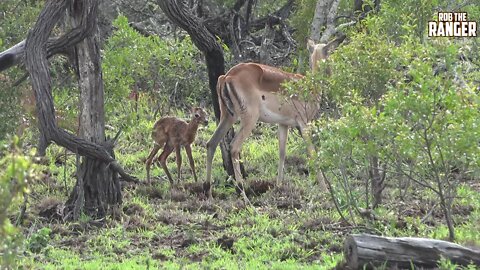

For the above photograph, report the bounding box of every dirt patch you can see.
[58,234,88,252]
[183,181,211,199]
[123,203,145,216]
[216,235,235,252]
[62,219,105,236]
[179,237,198,248]
[135,185,164,199]
[285,155,309,175]
[245,180,275,197]
[35,197,64,221]
[301,217,335,231]
[151,232,199,253]
[156,210,189,226]
[268,183,304,210]
[170,188,188,202]
[125,216,150,231]
[186,251,208,262]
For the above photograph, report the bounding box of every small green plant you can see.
[27,227,52,253]
[437,256,458,270]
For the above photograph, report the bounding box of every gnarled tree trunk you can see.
[65,0,122,219]
[24,0,134,220]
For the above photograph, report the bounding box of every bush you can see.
[102,15,208,131]
[0,137,36,268]
[297,2,480,240]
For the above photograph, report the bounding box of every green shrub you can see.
[0,137,36,268]
[27,227,52,253]
[102,15,208,132]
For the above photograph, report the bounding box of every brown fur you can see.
[146,107,208,185]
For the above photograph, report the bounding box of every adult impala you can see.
[206,38,341,198]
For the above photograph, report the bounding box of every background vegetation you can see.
[0,0,479,269]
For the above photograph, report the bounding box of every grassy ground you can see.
[10,106,480,269]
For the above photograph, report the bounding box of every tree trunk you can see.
[24,0,135,184]
[158,0,238,178]
[65,0,122,219]
[309,0,332,41]
[368,156,385,208]
[319,0,340,43]
[23,0,135,220]
[344,234,480,269]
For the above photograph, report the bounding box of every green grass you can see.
[7,100,480,270]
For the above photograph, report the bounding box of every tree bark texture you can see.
[64,0,122,219]
[0,2,98,74]
[344,234,480,269]
[158,0,238,178]
[310,0,331,41]
[319,0,340,43]
[368,156,385,208]
[24,0,135,213]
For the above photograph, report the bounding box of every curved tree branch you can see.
[24,0,136,183]
[0,3,96,74]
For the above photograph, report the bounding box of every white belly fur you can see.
[258,95,297,126]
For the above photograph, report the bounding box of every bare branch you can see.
[319,0,340,43]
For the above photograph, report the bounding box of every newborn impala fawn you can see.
[146,107,208,185]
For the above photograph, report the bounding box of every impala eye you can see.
[194,113,200,118]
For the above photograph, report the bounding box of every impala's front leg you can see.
[175,146,182,183]
[277,124,288,184]
[185,144,197,182]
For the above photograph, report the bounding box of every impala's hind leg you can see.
[206,114,235,198]
[175,146,182,183]
[185,144,197,182]
[158,144,175,185]
[146,144,161,185]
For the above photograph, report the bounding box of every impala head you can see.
[191,107,208,125]
[307,35,346,73]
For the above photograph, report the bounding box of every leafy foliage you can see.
[0,0,44,140]
[102,15,208,131]
[302,1,480,240]
[0,137,36,268]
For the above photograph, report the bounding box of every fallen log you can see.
[344,234,480,269]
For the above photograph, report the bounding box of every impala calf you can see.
[146,107,208,185]
[205,38,343,198]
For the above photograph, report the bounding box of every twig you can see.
[15,193,28,226]
[420,203,438,223]
[322,170,353,226]
[63,147,68,196]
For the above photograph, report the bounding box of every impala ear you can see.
[322,34,346,57]
[307,38,316,54]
